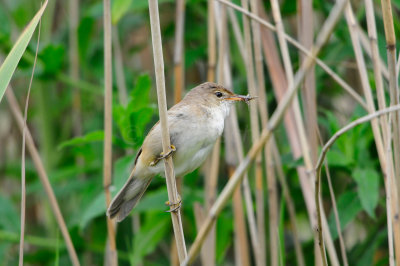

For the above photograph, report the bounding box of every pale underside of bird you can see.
[107,82,254,222]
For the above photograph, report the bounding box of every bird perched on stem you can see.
[107,82,255,222]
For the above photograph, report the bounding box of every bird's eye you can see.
[215,91,223,98]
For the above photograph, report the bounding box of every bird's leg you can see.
[159,144,176,159]
[165,193,182,213]
[150,145,176,166]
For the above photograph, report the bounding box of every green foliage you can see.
[0,196,20,233]
[38,44,65,78]
[58,130,105,150]
[112,0,133,24]
[114,74,155,148]
[352,168,379,219]
[0,0,47,102]
[129,211,170,264]
[328,191,362,240]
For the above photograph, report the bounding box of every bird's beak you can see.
[225,94,257,102]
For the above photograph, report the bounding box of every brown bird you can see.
[107,82,255,222]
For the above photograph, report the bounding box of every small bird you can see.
[107,82,255,222]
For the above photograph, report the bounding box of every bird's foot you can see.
[165,194,182,213]
[159,144,176,159]
[150,145,176,166]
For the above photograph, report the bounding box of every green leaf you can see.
[0,0,48,103]
[38,44,65,77]
[58,130,104,149]
[134,189,168,213]
[326,149,353,167]
[78,155,135,229]
[129,74,152,109]
[80,192,106,229]
[114,74,155,146]
[216,212,233,263]
[0,195,20,232]
[78,16,95,62]
[328,191,362,239]
[353,168,379,218]
[130,212,170,265]
[112,0,133,24]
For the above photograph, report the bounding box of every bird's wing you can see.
[136,104,191,167]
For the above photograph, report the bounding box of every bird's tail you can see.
[107,176,152,222]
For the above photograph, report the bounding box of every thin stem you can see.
[207,0,216,82]
[173,0,185,103]
[19,18,41,266]
[103,0,117,264]
[113,26,128,106]
[6,88,80,266]
[385,117,395,266]
[324,161,348,266]
[248,0,268,264]
[148,0,187,262]
[380,3,400,253]
[69,0,82,137]
[239,0,263,263]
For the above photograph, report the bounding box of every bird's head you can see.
[185,82,256,117]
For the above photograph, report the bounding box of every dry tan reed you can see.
[18,19,41,266]
[102,0,117,264]
[6,88,80,266]
[380,0,400,261]
[148,0,187,262]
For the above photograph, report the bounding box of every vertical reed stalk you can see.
[385,118,395,266]
[356,26,389,80]
[298,0,318,164]
[324,161,349,266]
[364,0,388,147]
[228,101,259,266]
[171,2,186,263]
[220,8,264,264]
[112,26,128,106]
[18,21,41,266]
[248,1,268,264]
[239,0,264,264]
[271,143,305,266]
[229,167,251,266]
[380,1,400,235]
[201,0,217,263]
[6,88,80,266]
[173,0,185,103]
[148,0,187,262]
[207,0,216,82]
[224,108,251,266]
[103,0,117,265]
[69,0,82,137]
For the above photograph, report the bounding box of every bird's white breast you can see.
[148,104,230,178]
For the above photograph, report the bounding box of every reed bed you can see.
[1,0,399,265]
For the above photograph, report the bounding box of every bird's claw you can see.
[160,144,176,159]
[165,194,182,213]
[150,145,176,166]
